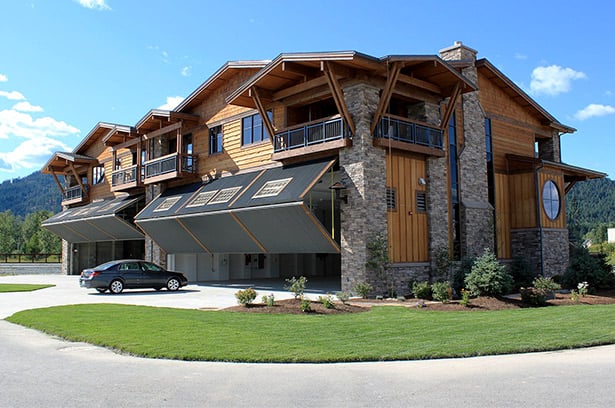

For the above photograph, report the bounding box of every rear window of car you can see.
[95,261,118,270]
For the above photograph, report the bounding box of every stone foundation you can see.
[511,228,569,277]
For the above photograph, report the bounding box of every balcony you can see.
[373,115,445,157]
[272,115,351,161]
[111,164,142,192]
[62,185,88,206]
[143,152,198,184]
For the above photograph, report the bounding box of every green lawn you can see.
[0,283,55,292]
[6,303,615,362]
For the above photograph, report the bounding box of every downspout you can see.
[534,160,545,276]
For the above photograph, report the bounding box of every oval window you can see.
[542,180,560,220]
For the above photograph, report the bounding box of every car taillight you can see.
[90,271,100,278]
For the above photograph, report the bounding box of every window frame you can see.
[209,125,223,155]
[542,179,561,221]
[241,111,272,146]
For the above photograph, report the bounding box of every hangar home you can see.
[42,42,604,294]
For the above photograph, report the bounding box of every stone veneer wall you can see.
[62,239,71,274]
[511,228,542,275]
[339,83,387,294]
[511,228,569,277]
[144,184,167,268]
[387,263,431,296]
[537,131,562,162]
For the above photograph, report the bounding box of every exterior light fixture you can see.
[329,181,348,204]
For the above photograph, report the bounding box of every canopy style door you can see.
[43,196,144,243]
[135,160,340,254]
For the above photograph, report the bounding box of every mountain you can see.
[566,177,615,242]
[0,171,61,217]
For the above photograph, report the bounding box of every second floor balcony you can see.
[62,184,88,206]
[111,164,141,192]
[373,115,444,156]
[272,115,351,161]
[143,152,198,184]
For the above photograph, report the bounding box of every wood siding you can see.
[509,171,537,229]
[494,172,511,259]
[386,150,428,263]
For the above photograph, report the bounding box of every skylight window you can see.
[253,178,292,198]
[208,186,242,205]
[98,201,123,212]
[186,190,219,208]
[154,196,181,212]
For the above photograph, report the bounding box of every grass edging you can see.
[6,303,615,363]
[0,284,55,293]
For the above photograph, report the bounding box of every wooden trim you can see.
[143,122,182,140]
[176,218,211,253]
[50,172,65,194]
[228,169,267,207]
[229,211,268,253]
[68,163,88,198]
[397,73,441,94]
[299,159,337,199]
[371,62,402,133]
[249,86,276,139]
[374,138,445,157]
[440,82,462,131]
[301,204,340,252]
[273,76,329,101]
[323,61,355,135]
[271,138,350,162]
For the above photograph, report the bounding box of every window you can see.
[92,164,105,185]
[154,197,181,212]
[208,186,242,205]
[416,191,427,212]
[542,180,561,220]
[209,126,223,154]
[253,178,292,198]
[386,187,397,211]
[242,112,272,146]
[186,190,218,208]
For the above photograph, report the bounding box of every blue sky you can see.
[1,0,613,183]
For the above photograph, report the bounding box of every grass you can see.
[6,303,615,362]
[0,283,55,292]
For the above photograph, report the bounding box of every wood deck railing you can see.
[374,115,443,149]
[274,115,348,152]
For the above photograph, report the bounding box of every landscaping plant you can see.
[464,248,513,297]
[235,288,257,306]
[285,276,307,299]
[411,281,431,300]
[431,281,451,303]
[353,281,372,299]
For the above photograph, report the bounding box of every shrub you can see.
[510,257,536,291]
[300,297,311,312]
[261,293,275,307]
[285,276,307,299]
[464,248,513,297]
[577,281,589,297]
[451,256,475,294]
[353,281,372,299]
[235,288,257,306]
[335,291,350,304]
[460,288,470,307]
[564,246,615,289]
[431,281,451,303]
[533,276,561,292]
[318,294,334,309]
[411,281,431,300]
[520,287,547,306]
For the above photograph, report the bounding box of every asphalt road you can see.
[2,275,615,407]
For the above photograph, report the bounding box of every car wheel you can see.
[96,288,107,293]
[167,277,180,291]
[109,279,124,294]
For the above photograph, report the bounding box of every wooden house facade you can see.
[42,42,604,293]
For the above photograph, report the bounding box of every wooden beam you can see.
[250,86,276,139]
[282,61,320,79]
[50,172,65,195]
[143,122,182,140]
[440,82,462,131]
[370,62,402,133]
[68,162,88,198]
[273,76,329,101]
[111,137,140,151]
[398,73,441,94]
[322,61,355,135]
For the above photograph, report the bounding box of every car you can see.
[79,259,188,294]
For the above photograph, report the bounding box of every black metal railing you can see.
[374,115,443,149]
[62,185,87,202]
[111,165,138,187]
[144,153,197,180]
[274,116,347,152]
[0,253,61,263]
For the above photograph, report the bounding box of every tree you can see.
[21,210,60,255]
[0,210,20,253]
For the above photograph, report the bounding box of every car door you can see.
[139,261,167,288]
[118,261,142,288]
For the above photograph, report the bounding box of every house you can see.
[42,42,605,294]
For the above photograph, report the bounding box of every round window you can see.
[542,180,560,220]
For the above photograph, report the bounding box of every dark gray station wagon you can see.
[79,259,188,294]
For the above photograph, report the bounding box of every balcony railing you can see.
[62,185,88,204]
[274,116,348,153]
[374,115,443,149]
[111,165,139,188]
[143,152,197,182]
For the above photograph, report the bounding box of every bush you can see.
[563,246,615,289]
[261,293,275,307]
[510,257,536,291]
[353,281,372,299]
[318,294,334,309]
[520,287,547,306]
[335,291,350,304]
[300,297,311,312]
[411,281,431,300]
[285,276,307,299]
[533,276,561,292]
[451,256,475,294]
[235,288,257,306]
[464,248,513,297]
[431,281,451,303]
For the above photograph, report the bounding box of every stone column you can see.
[339,83,387,294]
[144,184,167,268]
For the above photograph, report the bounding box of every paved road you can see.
[2,275,615,407]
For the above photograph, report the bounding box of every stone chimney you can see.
[439,41,478,62]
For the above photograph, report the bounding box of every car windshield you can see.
[141,262,164,272]
[93,260,120,270]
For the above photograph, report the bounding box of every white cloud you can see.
[0,137,72,172]
[574,104,615,121]
[76,0,111,10]
[0,90,26,100]
[0,73,7,82]
[0,109,79,140]
[12,101,43,112]
[529,65,586,96]
[157,96,185,111]
[514,53,528,60]
[181,66,192,77]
